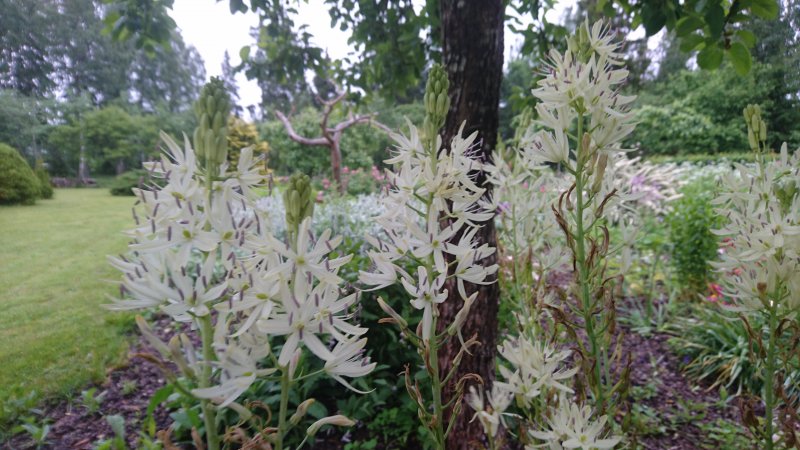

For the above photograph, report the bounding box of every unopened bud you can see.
[290,399,316,425]
[377,297,408,328]
[283,172,315,244]
[306,415,355,436]
[592,153,608,194]
[193,77,230,171]
[422,63,450,147]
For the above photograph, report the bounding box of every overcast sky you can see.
[170,0,576,117]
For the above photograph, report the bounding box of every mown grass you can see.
[0,189,136,405]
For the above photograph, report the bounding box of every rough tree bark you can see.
[438,1,504,449]
[274,91,391,193]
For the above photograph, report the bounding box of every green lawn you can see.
[0,189,136,404]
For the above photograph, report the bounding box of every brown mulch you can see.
[624,331,741,449]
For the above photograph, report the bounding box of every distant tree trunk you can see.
[78,120,90,183]
[438,1,504,449]
[330,138,343,190]
[116,158,126,175]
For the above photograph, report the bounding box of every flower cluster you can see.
[467,20,631,449]
[709,105,800,448]
[359,63,498,448]
[526,21,634,169]
[528,400,621,450]
[712,143,800,313]
[359,121,498,339]
[109,132,373,449]
[495,338,578,408]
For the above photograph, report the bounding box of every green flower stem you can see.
[428,315,446,450]
[276,367,292,450]
[198,314,220,450]
[573,113,606,413]
[763,292,779,450]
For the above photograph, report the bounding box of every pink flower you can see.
[706,283,726,304]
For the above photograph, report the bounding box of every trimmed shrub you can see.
[34,158,54,199]
[109,169,165,196]
[0,143,40,205]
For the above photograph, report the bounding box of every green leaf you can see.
[146,384,174,418]
[676,16,704,36]
[642,6,667,36]
[750,0,779,19]
[704,3,725,38]
[106,414,126,439]
[697,44,723,70]
[728,42,752,75]
[229,0,248,14]
[239,45,250,62]
[736,29,756,47]
[680,33,705,52]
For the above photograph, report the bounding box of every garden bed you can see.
[4,312,752,450]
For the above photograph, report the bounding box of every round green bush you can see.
[0,143,40,205]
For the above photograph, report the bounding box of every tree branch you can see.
[274,110,328,147]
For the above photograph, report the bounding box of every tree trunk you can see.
[438,1,504,449]
[78,123,89,183]
[330,140,344,194]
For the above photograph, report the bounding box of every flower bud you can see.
[290,398,316,425]
[592,153,608,194]
[306,415,355,436]
[193,77,230,170]
[422,63,450,148]
[283,173,315,244]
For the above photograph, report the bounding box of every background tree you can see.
[273,90,391,191]
[0,0,57,96]
[127,32,206,111]
[221,51,244,117]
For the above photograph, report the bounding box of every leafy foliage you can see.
[607,0,779,72]
[667,178,720,297]
[631,62,799,155]
[226,115,269,169]
[669,305,800,402]
[47,106,160,177]
[0,144,41,205]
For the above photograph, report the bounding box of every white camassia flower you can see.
[495,337,578,408]
[361,118,497,341]
[528,399,620,450]
[401,266,448,341]
[466,384,513,438]
[526,21,634,169]
[111,131,375,413]
[324,338,377,393]
[712,144,800,312]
